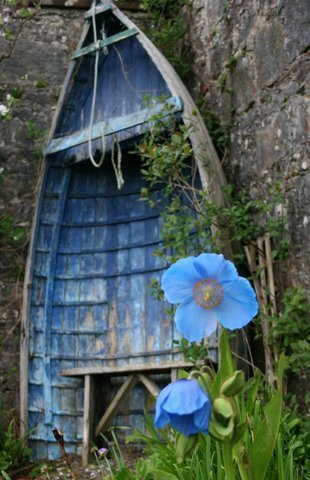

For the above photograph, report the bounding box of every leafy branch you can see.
[0,0,41,64]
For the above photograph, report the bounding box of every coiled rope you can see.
[111,133,124,189]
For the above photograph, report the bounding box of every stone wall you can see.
[188,0,309,292]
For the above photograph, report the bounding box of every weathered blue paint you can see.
[44,96,182,155]
[50,14,172,165]
[27,154,180,457]
[25,3,205,460]
[71,28,139,59]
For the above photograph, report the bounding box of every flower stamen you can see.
[192,278,223,309]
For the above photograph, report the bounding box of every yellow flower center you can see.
[192,278,223,309]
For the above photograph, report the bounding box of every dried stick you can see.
[53,428,77,480]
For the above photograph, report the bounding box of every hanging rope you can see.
[111,133,124,189]
[87,1,124,189]
[88,1,107,168]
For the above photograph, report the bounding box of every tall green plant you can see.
[136,114,292,381]
[126,331,287,480]
[0,403,31,472]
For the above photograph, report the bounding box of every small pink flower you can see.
[98,447,108,458]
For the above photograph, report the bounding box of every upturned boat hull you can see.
[21,1,226,459]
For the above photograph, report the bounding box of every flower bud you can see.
[220,370,245,397]
[209,397,235,440]
[197,372,212,394]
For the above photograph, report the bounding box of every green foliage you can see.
[0,214,28,247]
[0,0,41,62]
[173,338,208,365]
[243,354,286,480]
[266,411,310,479]
[129,414,223,479]
[271,286,309,375]
[138,114,289,268]
[126,333,307,480]
[25,120,42,140]
[8,86,23,100]
[140,0,191,78]
[218,73,228,92]
[225,55,238,72]
[137,121,216,262]
[25,120,46,158]
[136,111,296,389]
[198,102,231,156]
[129,407,308,479]
[35,77,48,89]
[0,404,31,472]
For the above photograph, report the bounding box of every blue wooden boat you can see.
[20,1,227,460]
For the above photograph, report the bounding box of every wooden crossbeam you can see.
[95,374,138,436]
[44,96,183,156]
[62,358,194,377]
[71,28,138,59]
[138,374,160,398]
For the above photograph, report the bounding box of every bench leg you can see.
[82,374,93,466]
[171,368,178,382]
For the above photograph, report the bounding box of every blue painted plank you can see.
[71,28,139,59]
[28,152,178,457]
[45,96,182,155]
[42,168,72,424]
[52,32,172,164]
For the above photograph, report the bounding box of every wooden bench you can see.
[62,360,196,465]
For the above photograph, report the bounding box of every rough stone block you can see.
[280,0,310,61]
[232,54,257,112]
[254,21,287,88]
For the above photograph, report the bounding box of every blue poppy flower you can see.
[155,379,211,436]
[161,253,258,341]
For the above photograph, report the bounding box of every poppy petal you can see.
[175,300,218,342]
[217,279,258,329]
[163,379,209,414]
[161,256,201,304]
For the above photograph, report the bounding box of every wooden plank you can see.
[41,0,142,10]
[62,360,196,377]
[82,374,93,466]
[138,374,160,398]
[84,4,112,19]
[71,28,139,59]
[44,96,182,155]
[95,374,138,436]
[20,165,52,438]
[43,169,72,424]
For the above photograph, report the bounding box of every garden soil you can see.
[10,446,144,480]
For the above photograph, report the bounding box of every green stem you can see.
[236,460,250,480]
[222,441,236,480]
